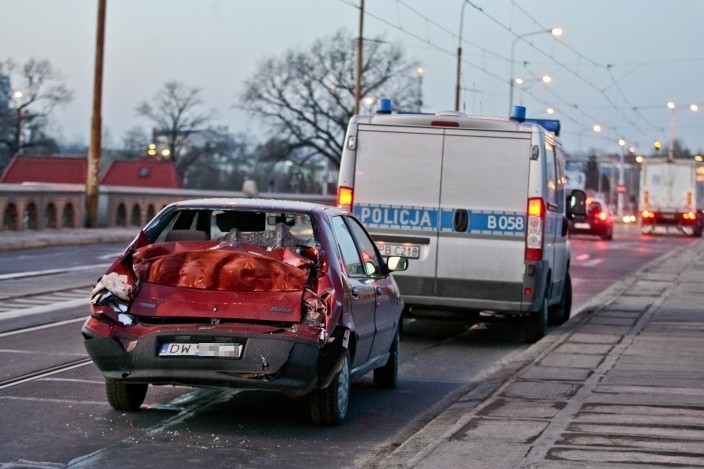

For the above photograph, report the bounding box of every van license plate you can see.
[377,243,420,259]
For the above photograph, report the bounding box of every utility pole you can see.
[353,0,364,115]
[86,0,106,228]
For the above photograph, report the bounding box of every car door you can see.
[331,215,377,367]
[343,216,400,360]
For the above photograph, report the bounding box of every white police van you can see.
[337,100,586,342]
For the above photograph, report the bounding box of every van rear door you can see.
[437,129,532,306]
[352,124,444,287]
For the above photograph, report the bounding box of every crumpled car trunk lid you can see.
[128,240,312,323]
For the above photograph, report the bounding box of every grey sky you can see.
[2,0,703,155]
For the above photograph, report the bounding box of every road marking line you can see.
[0,298,86,322]
[0,395,108,406]
[0,263,110,281]
[0,317,85,338]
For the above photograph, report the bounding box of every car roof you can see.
[166,197,343,215]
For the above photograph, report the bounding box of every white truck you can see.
[639,158,703,237]
[337,101,586,342]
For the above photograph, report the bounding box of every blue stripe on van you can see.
[355,204,526,236]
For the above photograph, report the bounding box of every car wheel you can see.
[601,227,613,240]
[105,379,148,411]
[310,353,350,426]
[549,272,572,326]
[524,296,548,344]
[373,329,399,388]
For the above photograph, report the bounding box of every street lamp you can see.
[617,138,626,218]
[455,0,470,111]
[662,101,699,160]
[513,74,552,106]
[508,28,562,114]
[12,90,26,154]
[416,66,424,112]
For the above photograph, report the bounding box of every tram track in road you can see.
[0,357,93,390]
[0,318,93,390]
[0,286,92,313]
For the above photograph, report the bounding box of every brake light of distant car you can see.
[525,197,544,262]
[597,211,607,221]
[641,210,655,219]
[337,186,354,212]
[682,211,697,221]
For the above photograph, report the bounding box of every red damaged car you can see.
[82,198,408,425]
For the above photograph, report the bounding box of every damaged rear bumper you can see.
[82,320,326,398]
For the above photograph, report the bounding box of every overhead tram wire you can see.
[339,0,658,146]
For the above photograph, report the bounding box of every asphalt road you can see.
[0,226,696,468]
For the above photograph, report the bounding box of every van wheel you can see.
[549,272,572,326]
[524,297,548,344]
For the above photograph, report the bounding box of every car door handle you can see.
[375,287,382,297]
[351,287,360,298]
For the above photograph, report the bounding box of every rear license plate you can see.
[377,243,420,259]
[159,342,243,358]
[573,222,590,229]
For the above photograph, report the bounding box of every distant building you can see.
[101,158,181,188]
[0,155,87,184]
[0,155,181,188]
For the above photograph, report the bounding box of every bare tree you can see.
[0,58,72,167]
[239,29,419,169]
[135,81,213,164]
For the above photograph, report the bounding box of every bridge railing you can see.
[0,183,336,231]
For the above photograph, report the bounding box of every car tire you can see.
[373,329,399,388]
[601,228,613,240]
[524,296,548,344]
[105,379,148,411]
[549,272,572,326]
[310,353,350,426]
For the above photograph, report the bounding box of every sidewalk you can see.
[368,238,704,468]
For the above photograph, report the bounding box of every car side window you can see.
[344,216,382,277]
[331,216,366,277]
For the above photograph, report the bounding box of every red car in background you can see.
[82,198,408,425]
[568,197,614,240]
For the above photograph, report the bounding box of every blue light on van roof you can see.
[377,98,393,114]
[524,118,561,136]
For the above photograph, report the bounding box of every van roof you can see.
[354,112,559,135]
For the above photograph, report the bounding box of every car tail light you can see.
[338,186,354,211]
[525,197,544,262]
[683,211,697,221]
[641,210,655,219]
[597,211,607,221]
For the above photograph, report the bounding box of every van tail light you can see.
[683,211,697,221]
[641,210,655,219]
[525,197,544,262]
[337,186,354,212]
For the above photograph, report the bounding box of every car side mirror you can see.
[567,189,587,222]
[386,256,408,272]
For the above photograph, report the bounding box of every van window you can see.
[555,146,566,212]
[545,142,558,209]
